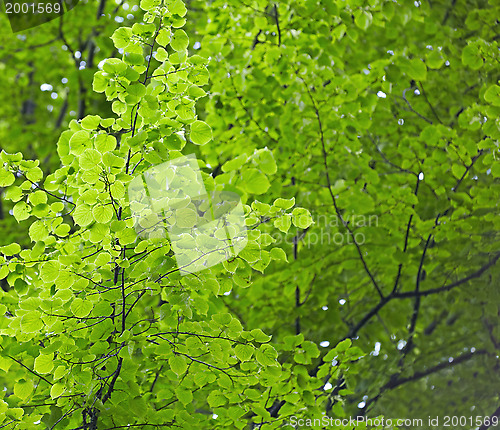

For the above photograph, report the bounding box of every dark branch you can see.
[393,252,500,299]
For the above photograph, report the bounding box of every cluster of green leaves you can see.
[0,0,142,248]
[0,1,325,429]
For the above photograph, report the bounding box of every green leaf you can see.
[175,208,198,228]
[28,190,47,206]
[403,58,427,81]
[5,408,23,420]
[207,390,227,407]
[140,0,160,11]
[292,208,313,229]
[14,381,33,401]
[0,168,14,187]
[50,383,66,399]
[169,355,188,376]
[70,130,92,155]
[239,242,261,263]
[5,185,22,202]
[155,47,168,62]
[53,366,67,381]
[90,223,109,243]
[171,0,187,16]
[93,72,109,93]
[235,344,254,362]
[253,149,277,175]
[335,338,352,353]
[222,154,248,173]
[491,163,500,178]
[71,298,93,318]
[102,58,127,75]
[451,164,466,179]
[112,100,127,115]
[26,166,43,182]
[462,44,483,70]
[426,50,445,69]
[21,311,42,333]
[132,22,156,37]
[270,247,288,262]
[241,169,270,194]
[0,243,21,256]
[484,85,500,107]
[81,115,101,130]
[117,228,137,245]
[274,214,291,233]
[354,10,372,30]
[331,179,347,194]
[157,28,171,46]
[251,200,270,215]
[188,86,207,99]
[190,120,212,145]
[13,201,30,221]
[273,197,295,210]
[127,83,147,100]
[128,396,147,418]
[103,152,126,169]
[29,220,49,241]
[95,134,117,153]
[111,27,133,49]
[165,133,186,150]
[55,223,71,237]
[256,344,278,366]
[176,103,195,120]
[92,204,114,224]
[34,353,54,374]
[250,328,271,343]
[110,181,125,198]
[170,29,189,51]
[73,204,94,227]
[40,260,61,283]
[175,387,193,406]
[80,149,102,170]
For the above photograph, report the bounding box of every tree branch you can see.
[273,4,281,46]
[479,405,500,430]
[363,349,487,413]
[297,71,384,300]
[393,252,500,299]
